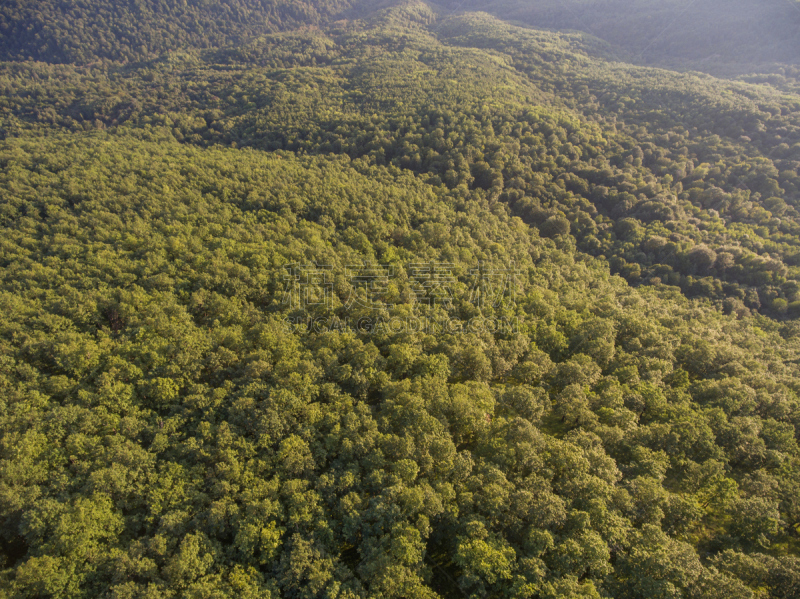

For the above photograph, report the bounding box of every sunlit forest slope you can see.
[1,1,800,598]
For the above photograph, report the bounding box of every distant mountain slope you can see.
[4,0,798,77]
[435,0,800,75]
[0,0,367,63]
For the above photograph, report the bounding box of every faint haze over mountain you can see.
[435,0,800,75]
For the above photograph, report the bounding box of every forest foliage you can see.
[1,1,800,598]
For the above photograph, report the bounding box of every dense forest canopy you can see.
[0,0,371,64]
[1,1,800,598]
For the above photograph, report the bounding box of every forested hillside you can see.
[0,0,368,64]
[1,1,800,598]
[436,0,800,76]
